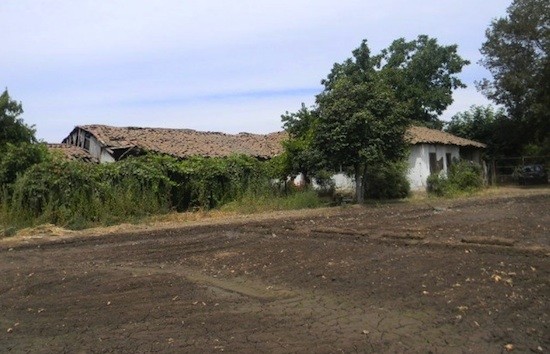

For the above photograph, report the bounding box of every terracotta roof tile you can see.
[47,143,99,163]
[72,125,287,159]
[405,126,486,148]
[62,125,483,162]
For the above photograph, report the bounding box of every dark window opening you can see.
[430,152,444,174]
[83,132,91,151]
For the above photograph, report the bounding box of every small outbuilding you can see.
[405,126,486,191]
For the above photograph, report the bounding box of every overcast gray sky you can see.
[1,1,510,143]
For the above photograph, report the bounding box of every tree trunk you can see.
[355,163,366,204]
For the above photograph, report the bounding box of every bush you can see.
[427,161,484,196]
[0,153,309,230]
[365,161,410,199]
[448,161,483,190]
[426,173,448,196]
[0,143,49,186]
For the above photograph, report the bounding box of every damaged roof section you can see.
[406,126,486,148]
[63,125,287,159]
[47,144,99,163]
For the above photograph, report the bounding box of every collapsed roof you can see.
[60,124,485,162]
[63,125,287,159]
[47,143,99,163]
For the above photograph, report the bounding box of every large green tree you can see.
[478,0,549,150]
[315,40,409,203]
[0,89,36,149]
[282,36,469,202]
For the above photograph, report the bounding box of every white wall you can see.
[407,144,460,191]
[99,149,116,163]
[293,172,355,194]
[293,144,477,193]
[88,136,102,159]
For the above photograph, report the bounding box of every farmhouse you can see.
[304,126,486,192]
[405,126,486,191]
[62,125,285,162]
[59,124,485,192]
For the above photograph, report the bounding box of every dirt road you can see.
[1,190,549,353]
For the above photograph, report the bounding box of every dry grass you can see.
[3,186,548,247]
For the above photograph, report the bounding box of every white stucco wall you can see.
[407,144,460,191]
[100,149,116,163]
[331,172,355,193]
[88,136,102,159]
[293,172,355,193]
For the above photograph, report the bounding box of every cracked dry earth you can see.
[1,192,549,353]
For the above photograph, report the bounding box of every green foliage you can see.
[0,143,50,186]
[281,36,468,202]
[221,188,323,214]
[280,104,321,182]
[365,160,410,199]
[377,35,470,128]
[445,105,515,157]
[314,40,410,202]
[6,159,106,228]
[0,89,36,149]
[427,161,484,196]
[479,0,549,152]
[0,90,48,205]
[0,153,318,231]
[426,173,448,196]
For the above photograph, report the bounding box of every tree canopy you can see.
[0,90,47,188]
[478,0,549,151]
[315,40,409,202]
[444,105,520,157]
[377,35,470,128]
[0,89,36,150]
[281,35,469,202]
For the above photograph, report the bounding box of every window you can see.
[83,132,91,151]
[429,153,437,174]
[446,153,452,170]
[430,153,443,174]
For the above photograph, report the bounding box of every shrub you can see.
[0,153,292,230]
[365,160,410,199]
[448,161,483,191]
[0,143,49,186]
[427,160,484,196]
[426,173,448,196]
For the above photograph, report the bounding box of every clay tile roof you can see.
[47,143,99,163]
[405,126,486,148]
[76,125,287,159]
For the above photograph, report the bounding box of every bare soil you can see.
[1,188,549,353]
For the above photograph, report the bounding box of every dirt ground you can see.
[1,188,549,353]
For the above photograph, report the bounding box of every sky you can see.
[1,1,510,143]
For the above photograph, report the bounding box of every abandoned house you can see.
[405,126,486,191]
[297,126,486,192]
[61,125,286,162]
[59,124,485,192]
